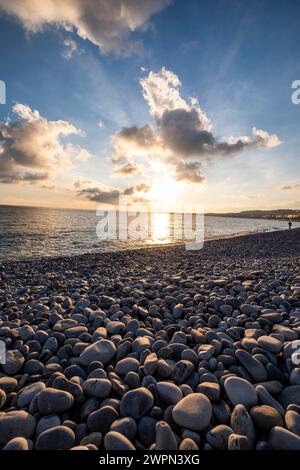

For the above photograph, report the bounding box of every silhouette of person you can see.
[288,220,292,230]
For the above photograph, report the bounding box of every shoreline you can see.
[1,227,300,450]
[1,226,299,267]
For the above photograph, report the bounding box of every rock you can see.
[87,406,119,434]
[285,410,300,436]
[137,416,157,447]
[155,421,178,450]
[110,418,137,441]
[0,411,36,444]
[172,360,194,384]
[172,393,212,431]
[0,389,6,409]
[256,385,285,415]
[228,434,250,450]
[120,388,154,420]
[197,382,220,402]
[269,426,300,450]
[143,353,158,375]
[206,425,233,450]
[278,385,300,408]
[179,438,199,450]
[79,340,116,366]
[156,381,183,405]
[230,404,255,446]
[104,431,135,450]
[240,304,257,315]
[257,336,282,354]
[290,368,300,385]
[35,425,75,450]
[235,349,267,382]
[80,432,102,448]
[115,358,140,375]
[250,405,283,430]
[0,377,18,392]
[17,382,46,408]
[83,379,111,398]
[224,376,257,409]
[3,437,29,450]
[36,415,61,435]
[2,350,25,375]
[37,388,74,415]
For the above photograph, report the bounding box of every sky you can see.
[0,0,300,213]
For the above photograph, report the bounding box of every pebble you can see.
[120,388,154,420]
[82,379,112,398]
[250,405,283,430]
[0,411,36,444]
[224,377,257,409]
[3,437,29,450]
[269,426,300,450]
[156,381,183,405]
[37,388,74,415]
[104,431,135,450]
[79,340,116,366]
[2,350,25,375]
[172,393,212,431]
[35,425,75,450]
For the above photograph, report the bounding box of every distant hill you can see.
[207,209,300,221]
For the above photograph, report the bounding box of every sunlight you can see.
[148,176,180,204]
[150,212,171,243]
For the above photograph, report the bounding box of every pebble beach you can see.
[1,228,300,451]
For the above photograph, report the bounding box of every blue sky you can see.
[0,0,300,211]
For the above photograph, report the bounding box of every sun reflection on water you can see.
[150,212,171,244]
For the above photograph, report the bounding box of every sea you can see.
[0,205,298,261]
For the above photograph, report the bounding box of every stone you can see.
[79,339,116,366]
[228,434,250,450]
[206,425,233,450]
[3,437,29,450]
[37,388,74,415]
[269,426,300,450]
[17,382,46,408]
[36,415,61,435]
[110,418,137,441]
[0,377,18,392]
[0,389,6,409]
[257,336,282,354]
[224,376,257,409]
[235,349,267,382]
[83,378,112,398]
[278,385,300,408]
[285,410,300,436]
[156,381,183,405]
[104,431,135,450]
[87,406,119,434]
[172,393,212,431]
[250,405,283,430]
[2,350,25,375]
[115,358,140,375]
[230,404,255,446]
[155,421,178,450]
[197,382,220,402]
[120,388,154,420]
[35,425,75,450]
[172,360,194,384]
[0,411,36,444]
[179,438,199,450]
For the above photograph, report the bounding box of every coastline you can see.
[1,228,300,450]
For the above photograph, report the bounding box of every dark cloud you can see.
[78,182,152,205]
[173,160,206,183]
[280,184,300,191]
[112,162,140,176]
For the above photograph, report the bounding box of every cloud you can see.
[173,161,206,183]
[63,38,78,59]
[0,103,90,183]
[0,0,171,55]
[78,182,151,205]
[109,67,281,184]
[73,179,92,189]
[112,162,141,176]
[280,184,300,191]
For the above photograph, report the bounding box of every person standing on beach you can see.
[288,220,292,230]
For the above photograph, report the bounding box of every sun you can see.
[148,176,180,204]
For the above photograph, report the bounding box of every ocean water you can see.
[0,205,298,261]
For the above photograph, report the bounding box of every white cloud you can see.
[110,67,281,183]
[0,103,91,183]
[63,38,78,59]
[0,0,171,55]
